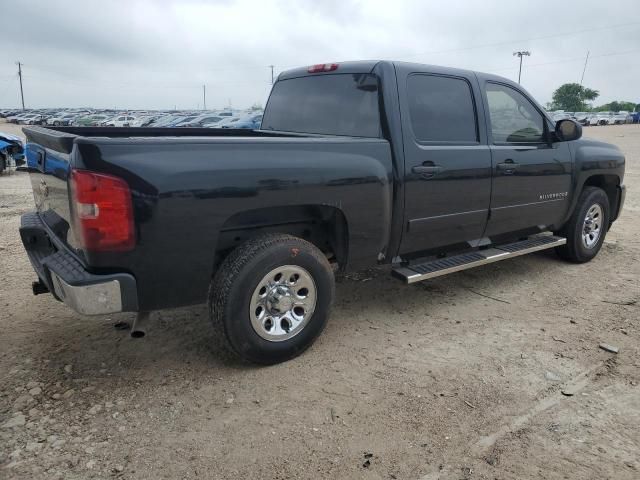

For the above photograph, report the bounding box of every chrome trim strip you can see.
[491,198,567,210]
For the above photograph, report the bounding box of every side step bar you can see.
[392,235,566,284]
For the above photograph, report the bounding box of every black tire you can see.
[555,187,609,263]
[208,233,335,365]
[0,155,6,174]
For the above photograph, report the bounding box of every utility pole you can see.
[269,65,274,85]
[579,51,590,86]
[202,85,206,110]
[16,61,25,110]
[513,51,531,84]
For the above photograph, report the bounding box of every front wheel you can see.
[209,233,335,364]
[555,187,610,263]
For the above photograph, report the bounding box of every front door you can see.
[398,67,492,255]
[481,81,573,238]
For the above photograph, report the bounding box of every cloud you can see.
[0,0,638,109]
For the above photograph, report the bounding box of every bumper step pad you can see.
[392,235,566,284]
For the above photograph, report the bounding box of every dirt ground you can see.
[0,121,638,480]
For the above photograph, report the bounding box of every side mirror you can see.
[555,119,582,142]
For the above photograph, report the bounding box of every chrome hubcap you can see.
[250,265,317,342]
[582,204,603,249]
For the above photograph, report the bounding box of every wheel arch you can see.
[581,174,620,223]
[212,204,349,274]
[560,173,621,231]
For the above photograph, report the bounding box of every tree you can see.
[550,83,599,111]
[593,101,637,112]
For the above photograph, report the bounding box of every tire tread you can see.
[208,233,332,363]
[556,186,609,263]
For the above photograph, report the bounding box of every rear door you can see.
[481,81,573,238]
[397,65,492,255]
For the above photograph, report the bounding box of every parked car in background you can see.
[606,112,627,125]
[6,113,29,124]
[131,115,158,127]
[573,112,590,126]
[47,113,76,126]
[590,112,611,126]
[551,111,572,122]
[175,114,225,127]
[220,113,263,129]
[73,114,110,127]
[211,116,242,128]
[18,114,46,125]
[165,115,201,127]
[105,115,136,127]
[0,109,22,118]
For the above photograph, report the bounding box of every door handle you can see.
[496,159,519,175]
[412,163,443,179]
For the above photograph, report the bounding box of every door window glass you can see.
[486,83,545,143]
[407,74,478,143]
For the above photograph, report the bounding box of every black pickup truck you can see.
[21,61,625,364]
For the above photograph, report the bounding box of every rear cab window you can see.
[262,73,381,137]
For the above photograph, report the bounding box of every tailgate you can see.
[23,126,78,252]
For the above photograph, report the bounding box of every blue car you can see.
[0,132,25,173]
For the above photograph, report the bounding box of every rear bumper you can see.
[19,212,138,315]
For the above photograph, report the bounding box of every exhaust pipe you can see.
[32,280,49,295]
[131,312,151,338]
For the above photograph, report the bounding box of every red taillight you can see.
[70,169,135,252]
[307,63,339,73]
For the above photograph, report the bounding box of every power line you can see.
[580,51,590,85]
[488,48,640,73]
[393,21,640,61]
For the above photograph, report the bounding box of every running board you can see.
[392,235,566,284]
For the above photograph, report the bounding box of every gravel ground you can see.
[1,122,639,479]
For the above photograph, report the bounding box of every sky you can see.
[1,0,639,110]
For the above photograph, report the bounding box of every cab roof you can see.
[277,60,512,85]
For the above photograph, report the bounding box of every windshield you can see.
[262,73,381,137]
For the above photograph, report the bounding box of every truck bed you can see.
[22,125,394,311]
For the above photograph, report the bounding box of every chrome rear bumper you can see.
[20,212,138,315]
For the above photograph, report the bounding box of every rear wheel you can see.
[209,233,335,364]
[0,154,6,174]
[555,187,609,263]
